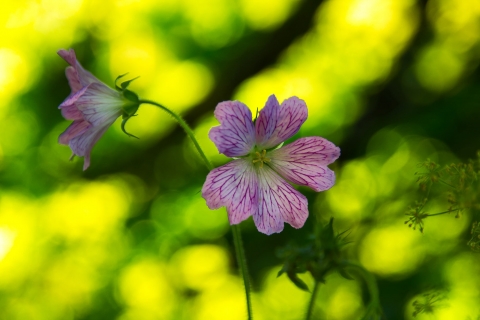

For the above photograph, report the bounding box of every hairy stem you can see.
[305,281,320,320]
[139,99,253,319]
[232,224,254,319]
[138,99,213,171]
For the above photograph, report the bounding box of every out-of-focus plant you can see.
[411,290,446,318]
[277,218,382,320]
[405,153,480,241]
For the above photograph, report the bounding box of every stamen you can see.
[252,150,270,168]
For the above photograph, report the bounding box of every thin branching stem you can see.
[427,209,460,217]
[139,99,253,319]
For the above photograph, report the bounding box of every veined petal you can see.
[58,120,91,145]
[58,49,100,89]
[59,85,89,108]
[255,95,280,146]
[209,101,255,157]
[254,166,308,235]
[65,66,82,93]
[68,112,119,170]
[60,103,83,121]
[269,137,340,192]
[256,96,308,150]
[202,159,258,224]
[74,83,124,126]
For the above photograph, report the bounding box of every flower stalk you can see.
[305,281,321,320]
[138,99,254,320]
[137,99,213,171]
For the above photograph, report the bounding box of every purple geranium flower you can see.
[202,95,340,235]
[57,48,131,170]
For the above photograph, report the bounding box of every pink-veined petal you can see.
[58,49,102,89]
[209,101,255,157]
[73,83,123,126]
[202,159,259,224]
[257,96,308,150]
[255,94,280,146]
[65,66,82,93]
[254,166,308,235]
[60,103,83,120]
[58,120,91,145]
[269,137,340,192]
[59,85,89,109]
[67,112,118,170]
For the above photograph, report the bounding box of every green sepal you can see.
[277,267,286,278]
[121,116,139,139]
[287,271,310,292]
[123,89,139,103]
[122,100,140,118]
[115,73,129,91]
[121,76,140,90]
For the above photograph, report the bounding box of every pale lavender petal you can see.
[65,66,82,93]
[254,166,308,235]
[67,112,119,170]
[257,96,308,150]
[60,103,83,120]
[59,86,89,108]
[255,94,279,146]
[209,101,255,157]
[202,159,258,224]
[58,120,91,145]
[73,83,123,126]
[57,49,78,68]
[58,49,101,89]
[269,137,340,191]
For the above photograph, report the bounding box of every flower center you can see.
[252,149,270,168]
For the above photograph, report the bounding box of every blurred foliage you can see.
[1,0,480,319]
[276,218,351,292]
[405,155,480,233]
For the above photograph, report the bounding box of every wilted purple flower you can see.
[202,95,340,235]
[57,49,137,170]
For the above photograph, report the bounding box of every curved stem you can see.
[305,281,320,320]
[427,209,460,217]
[342,261,381,319]
[139,99,253,319]
[138,99,213,171]
[232,224,253,320]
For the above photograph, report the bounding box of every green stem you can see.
[438,179,456,189]
[139,99,253,319]
[427,209,460,217]
[342,261,381,319]
[138,99,213,171]
[232,224,254,320]
[305,281,320,320]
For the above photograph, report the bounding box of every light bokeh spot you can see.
[360,224,426,277]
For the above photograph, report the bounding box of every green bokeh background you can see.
[1,0,480,319]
